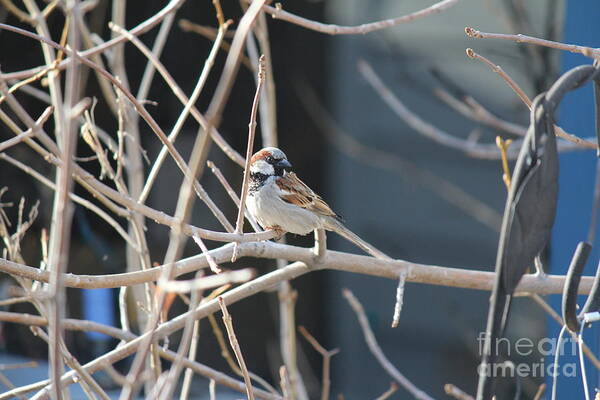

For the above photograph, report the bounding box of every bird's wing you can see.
[275,172,340,220]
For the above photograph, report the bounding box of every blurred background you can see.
[1,0,600,399]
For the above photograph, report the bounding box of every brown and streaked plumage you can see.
[246,147,389,259]
[276,172,341,221]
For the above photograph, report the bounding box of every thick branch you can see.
[0,241,593,294]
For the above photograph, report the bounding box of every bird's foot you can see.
[267,226,286,240]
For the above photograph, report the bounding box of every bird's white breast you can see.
[247,178,322,235]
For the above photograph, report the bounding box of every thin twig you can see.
[1,0,188,81]
[343,289,435,400]
[0,153,139,250]
[314,228,327,258]
[277,277,306,400]
[218,297,254,400]
[232,54,266,262]
[0,0,34,23]
[178,319,200,400]
[529,294,600,369]
[46,6,82,396]
[375,382,399,400]
[127,3,269,394]
[109,22,236,234]
[252,13,277,147]
[444,384,474,400]
[358,59,509,158]
[431,83,527,137]
[109,21,245,204]
[0,106,52,151]
[360,58,595,158]
[207,160,261,232]
[279,366,291,400]
[207,312,279,395]
[0,361,38,371]
[193,235,223,274]
[465,47,597,149]
[0,312,282,400]
[465,47,532,107]
[178,19,253,70]
[533,383,546,400]
[0,23,240,228]
[209,379,216,400]
[158,269,255,293]
[0,370,29,400]
[0,296,32,307]
[261,0,459,35]
[118,286,131,338]
[0,46,274,245]
[294,77,503,231]
[298,326,339,400]
[391,272,406,328]
[157,268,204,400]
[465,26,600,59]
[31,326,111,400]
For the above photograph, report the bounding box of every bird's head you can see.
[249,147,293,177]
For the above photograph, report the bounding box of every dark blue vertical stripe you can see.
[549,1,600,396]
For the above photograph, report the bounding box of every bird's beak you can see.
[275,159,292,171]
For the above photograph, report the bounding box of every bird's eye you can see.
[266,156,275,163]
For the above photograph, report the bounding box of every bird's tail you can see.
[325,218,391,260]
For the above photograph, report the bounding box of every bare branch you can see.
[359,59,595,159]
[158,268,255,293]
[0,312,282,400]
[207,312,279,395]
[45,6,83,395]
[262,0,459,35]
[464,47,532,107]
[465,48,597,149]
[178,19,253,70]
[109,20,245,190]
[232,54,266,262]
[0,23,238,232]
[293,77,503,231]
[0,240,594,294]
[0,0,187,81]
[528,294,600,369]
[0,106,53,152]
[343,289,435,400]
[0,153,139,250]
[391,272,406,328]
[375,383,399,400]
[218,297,254,400]
[533,383,546,400]
[444,384,474,400]
[465,26,600,59]
[298,326,339,400]
[30,326,111,400]
[207,160,261,232]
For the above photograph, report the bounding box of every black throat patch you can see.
[249,172,269,193]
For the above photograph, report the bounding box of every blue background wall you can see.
[549,1,600,397]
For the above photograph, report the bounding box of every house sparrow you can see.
[246,147,389,260]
